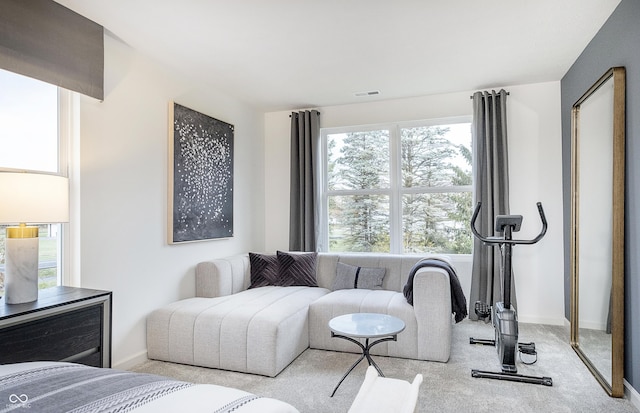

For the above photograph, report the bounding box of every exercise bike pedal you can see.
[518,342,536,355]
[474,301,492,319]
[518,342,538,365]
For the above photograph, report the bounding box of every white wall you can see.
[507,83,564,325]
[80,36,565,366]
[78,34,265,368]
[264,82,565,325]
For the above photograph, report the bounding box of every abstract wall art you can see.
[168,102,234,243]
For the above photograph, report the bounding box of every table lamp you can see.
[0,172,69,304]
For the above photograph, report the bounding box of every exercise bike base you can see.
[471,369,553,386]
[469,337,496,346]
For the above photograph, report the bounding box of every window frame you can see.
[58,89,79,287]
[0,73,76,289]
[319,116,472,254]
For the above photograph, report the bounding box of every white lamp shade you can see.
[0,172,69,224]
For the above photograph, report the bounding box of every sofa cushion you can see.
[147,285,330,377]
[332,262,386,291]
[276,251,318,287]
[248,252,279,288]
[309,289,420,359]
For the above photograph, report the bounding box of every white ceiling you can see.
[55,0,621,112]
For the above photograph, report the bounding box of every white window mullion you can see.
[58,89,81,287]
[389,125,403,254]
[402,185,473,195]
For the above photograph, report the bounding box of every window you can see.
[0,68,70,295]
[320,118,472,254]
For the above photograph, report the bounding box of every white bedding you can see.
[0,362,299,413]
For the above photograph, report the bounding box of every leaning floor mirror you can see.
[570,66,625,397]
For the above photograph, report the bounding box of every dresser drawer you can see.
[0,304,102,364]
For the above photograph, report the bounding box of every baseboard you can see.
[625,379,640,410]
[517,315,566,326]
[113,350,148,370]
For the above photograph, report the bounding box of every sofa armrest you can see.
[195,254,250,297]
[412,266,452,361]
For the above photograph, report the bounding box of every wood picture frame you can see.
[168,102,234,244]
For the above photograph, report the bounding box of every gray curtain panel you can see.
[0,0,104,100]
[289,110,320,251]
[469,89,514,320]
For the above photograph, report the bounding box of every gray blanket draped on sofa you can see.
[403,258,468,323]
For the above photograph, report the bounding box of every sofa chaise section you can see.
[147,254,329,377]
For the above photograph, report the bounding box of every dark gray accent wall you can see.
[561,0,640,393]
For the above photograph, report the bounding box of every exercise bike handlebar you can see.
[470,201,547,245]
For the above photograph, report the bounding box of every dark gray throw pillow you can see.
[276,251,318,287]
[332,262,386,291]
[248,252,279,288]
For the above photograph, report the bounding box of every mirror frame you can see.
[570,66,625,397]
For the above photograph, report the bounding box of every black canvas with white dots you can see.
[171,102,233,242]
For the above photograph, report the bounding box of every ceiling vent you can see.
[354,90,381,97]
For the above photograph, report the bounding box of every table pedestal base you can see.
[329,332,398,397]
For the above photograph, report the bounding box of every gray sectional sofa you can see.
[147,252,457,377]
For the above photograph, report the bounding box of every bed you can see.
[0,362,299,413]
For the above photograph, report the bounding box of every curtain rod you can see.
[469,91,510,99]
[289,111,321,118]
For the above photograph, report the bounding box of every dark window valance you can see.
[0,0,104,100]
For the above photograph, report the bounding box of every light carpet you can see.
[131,320,638,413]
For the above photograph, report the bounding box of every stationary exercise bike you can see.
[469,201,553,386]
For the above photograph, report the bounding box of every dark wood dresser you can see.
[0,286,112,368]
